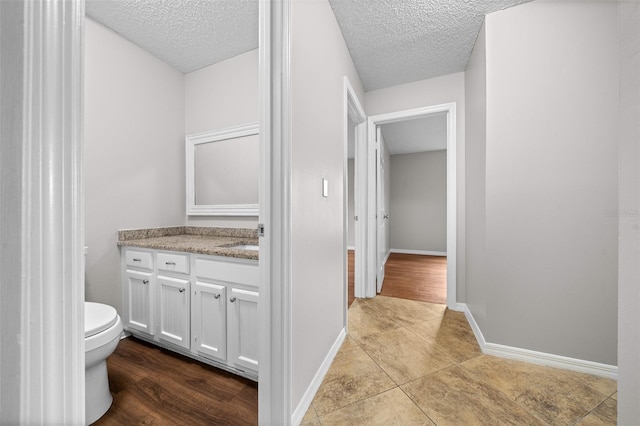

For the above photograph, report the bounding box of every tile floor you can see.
[301,296,617,426]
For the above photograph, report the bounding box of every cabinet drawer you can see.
[195,257,258,287]
[157,252,190,274]
[125,249,153,270]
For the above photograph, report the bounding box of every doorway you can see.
[366,103,457,309]
[343,77,367,314]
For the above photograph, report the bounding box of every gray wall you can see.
[365,72,466,300]
[464,20,488,333]
[617,1,640,423]
[389,150,446,252]
[84,19,185,314]
[465,1,618,365]
[290,0,365,412]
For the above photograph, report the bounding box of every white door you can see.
[125,270,154,335]
[157,275,190,349]
[376,127,387,292]
[228,287,259,374]
[192,281,227,361]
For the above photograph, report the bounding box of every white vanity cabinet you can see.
[123,250,154,336]
[121,246,259,380]
[156,251,191,349]
[193,256,259,375]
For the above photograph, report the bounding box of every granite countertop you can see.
[117,226,259,260]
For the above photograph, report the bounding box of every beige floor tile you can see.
[576,397,617,425]
[348,299,404,342]
[402,364,544,426]
[311,338,396,416]
[300,404,321,426]
[319,387,435,426]
[406,310,481,363]
[459,355,613,425]
[364,296,445,326]
[611,392,618,400]
[358,327,456,385]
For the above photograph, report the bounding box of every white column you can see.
[0,0,85,423]
[258,0,292,424]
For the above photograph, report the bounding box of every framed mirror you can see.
[186,122,259,216]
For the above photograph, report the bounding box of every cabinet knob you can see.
[132,258,142,262]
[230,297,237,303]
[214,293,221,299]
[165,261,176,266]
[179,288,185,293]
[142,280,149,285]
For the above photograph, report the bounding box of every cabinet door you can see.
[124,270,154,336]
[157,275,190,349]
[227,287,259,373]
[192,281,227,361]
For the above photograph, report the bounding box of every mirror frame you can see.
[186,122,260,216]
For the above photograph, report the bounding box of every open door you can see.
[376,126,387,293]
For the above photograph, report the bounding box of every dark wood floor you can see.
[348,251,447,305]
[95,337,258,425]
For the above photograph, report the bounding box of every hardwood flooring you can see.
[380,253,447,304]
[95,337,258,426]
[347,250,355,307]
[347,251,447,305]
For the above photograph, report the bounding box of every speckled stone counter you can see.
[117,226,259,260]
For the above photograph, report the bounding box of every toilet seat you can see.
[85,302,122,352]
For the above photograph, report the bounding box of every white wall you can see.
[184,49,259,228]
[466,1,618,365]
[290,0,365,412]
[84,19,185,314]
[389,150,446,252]
[617,1,640,423]
[365,72,466,300]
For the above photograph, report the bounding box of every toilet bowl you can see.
[85,302,122,425]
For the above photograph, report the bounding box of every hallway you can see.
[302,296,617,425]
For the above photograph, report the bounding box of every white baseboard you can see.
[390,248,447,256]
[458,303,618,380]
[292,328,346,425]
[347,245,355,251]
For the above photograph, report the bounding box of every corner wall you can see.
[465,1,618,365]
[84,19,185,313]
[617,1,640,422]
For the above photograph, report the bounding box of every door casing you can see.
[366,103,457,309]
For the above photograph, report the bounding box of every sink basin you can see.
[228,244,259,251]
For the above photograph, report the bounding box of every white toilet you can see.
[85,301,123,425]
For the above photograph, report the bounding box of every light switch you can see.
[322,178,328,198]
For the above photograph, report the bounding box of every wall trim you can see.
[459,304,618,380]
[291,329,346,425]
[367,103,457,308]
[390,248,447,257]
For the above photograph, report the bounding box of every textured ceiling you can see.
[328,0,532,91]
[86,0,532,153]
[380,113,447,155]
[85,0,258,74]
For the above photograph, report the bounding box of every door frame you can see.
[258,0,292,425]
[343,77,367,312]
[366,103,457,309]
